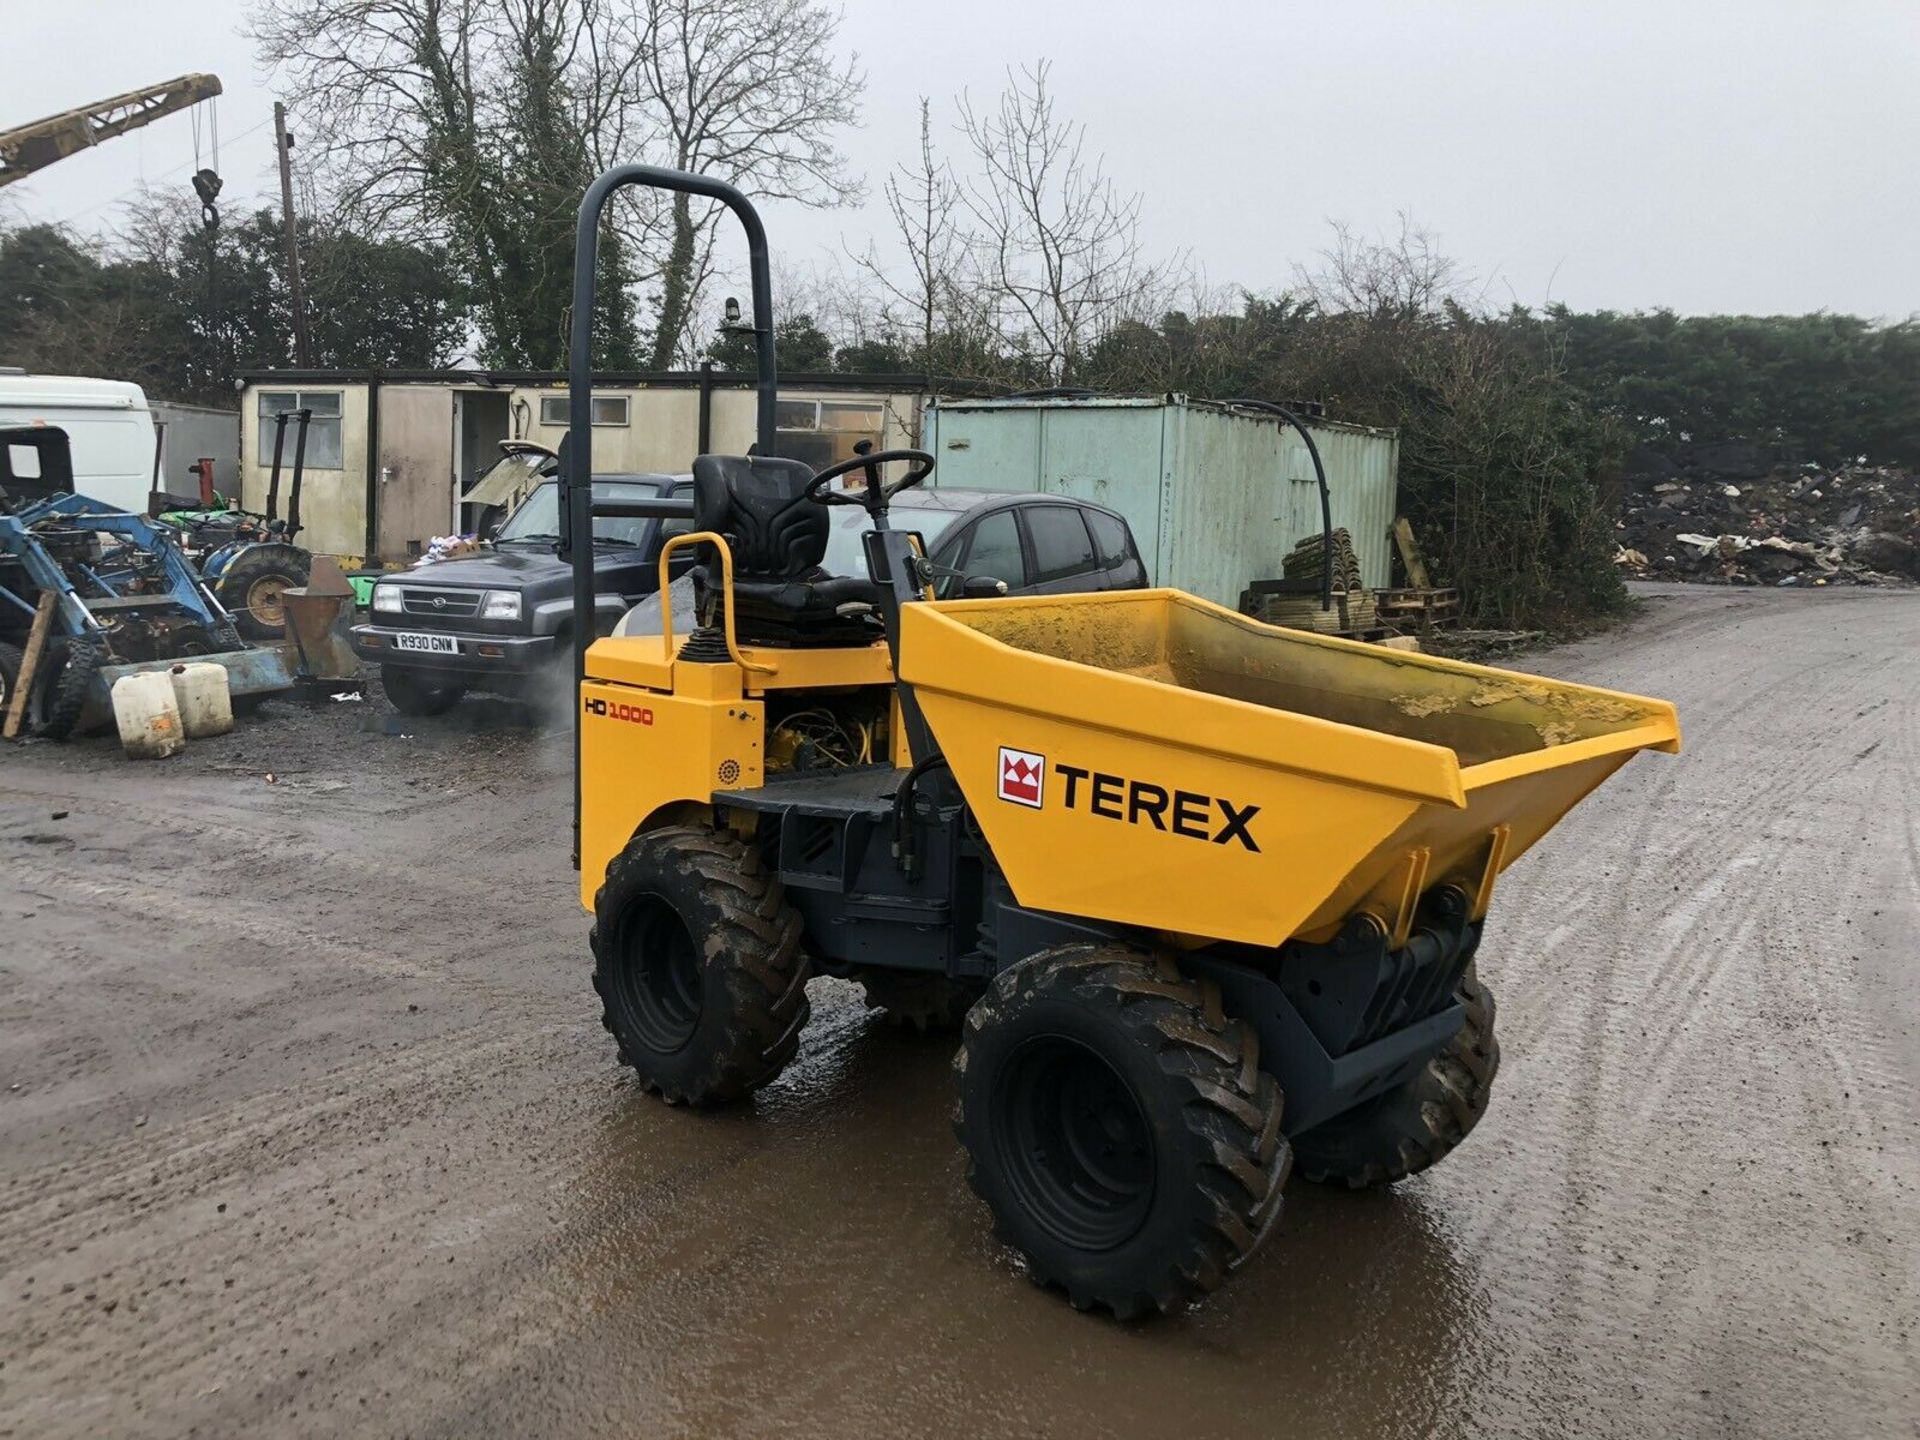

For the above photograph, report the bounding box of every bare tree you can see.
[1293,214,1475,323]
[252,0,648,365]
[751,261,870,356]
[636,0,863,366]
[956,62,1164,384]
[252,0,861,368]
[847,97,964,361]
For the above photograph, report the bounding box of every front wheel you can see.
[953,944,1289,1319]
[30,636,102,741]
[591,825,810,1105]
[1292,963,1501,1188]
[380,664,465,717]
[514,642,574,718]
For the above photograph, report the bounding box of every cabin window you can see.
[539,394,630,426]
[773,397,888,473]
[257,391,343,469]
[6,442,42,479]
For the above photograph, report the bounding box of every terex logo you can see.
[1056,763,1261,852]
[997,746,1045,808]
[583,696,654,726]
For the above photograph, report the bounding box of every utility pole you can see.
[273,101,314,368]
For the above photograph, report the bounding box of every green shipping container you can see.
[922,396,1400,608]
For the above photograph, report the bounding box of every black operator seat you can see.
[689,454,881,644]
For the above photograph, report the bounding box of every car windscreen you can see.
[820,502,964,577]
[492,480,659,546]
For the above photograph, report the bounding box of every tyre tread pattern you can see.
[953,944,1291,1320]
[590,825,809,1105]
[35,635,102,741]
[856,971,983,1033]
[1294,964,1501,1189]
[217,545,311,642]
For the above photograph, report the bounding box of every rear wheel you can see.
[381,664,465,717]
[1292,963,1501,1188]
[592,825,810,1105]
[217,545,311,642]
[953,944,1289,1318]
[857,970,984,1033]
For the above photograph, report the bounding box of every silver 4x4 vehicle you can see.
[617,487,1149,639]
[352,474,692,715]
[839,489,1147,597]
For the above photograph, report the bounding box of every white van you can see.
[0,371,158,514]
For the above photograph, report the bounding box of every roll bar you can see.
[565,164,778,864]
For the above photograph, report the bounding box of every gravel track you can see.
[1,584,1914,1438]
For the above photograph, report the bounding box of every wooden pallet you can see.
[1375,586,1461,628]
[1246,587,1380,636]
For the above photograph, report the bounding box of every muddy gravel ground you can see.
[2,584,1916,1439]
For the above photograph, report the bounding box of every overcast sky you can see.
[5,0,1915,319]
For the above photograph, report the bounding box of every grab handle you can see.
[656,531,777,675]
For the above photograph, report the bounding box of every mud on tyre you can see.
[1292,962,1500,1188]
[953,944,1290,1319]
[592,824,810,1105]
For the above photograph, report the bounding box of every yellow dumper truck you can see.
[561,167,1681,1317]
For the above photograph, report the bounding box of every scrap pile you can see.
[1613,444,1919,587]
[423,533,486,562]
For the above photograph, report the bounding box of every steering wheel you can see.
[803,448,936,508]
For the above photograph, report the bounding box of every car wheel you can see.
[381,664,465,716]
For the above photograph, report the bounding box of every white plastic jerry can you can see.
[110,671,187,759]
[168,662,233,738]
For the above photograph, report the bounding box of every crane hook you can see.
[192,167,222,233]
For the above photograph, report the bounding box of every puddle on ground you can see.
[526,984,1495,1440]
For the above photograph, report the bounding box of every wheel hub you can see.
[992,1036,1155,1251]
[246,575,291,628]
[618,897,703,1053]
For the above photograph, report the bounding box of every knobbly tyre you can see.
[562,166,1682,1318]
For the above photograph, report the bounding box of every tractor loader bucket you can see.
[899,588,1679,949]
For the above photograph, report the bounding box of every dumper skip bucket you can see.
[898,589,1679,949]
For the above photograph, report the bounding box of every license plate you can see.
[392,632,459,654]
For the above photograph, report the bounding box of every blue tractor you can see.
[0,425,293,739]
[156,405,314,642]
